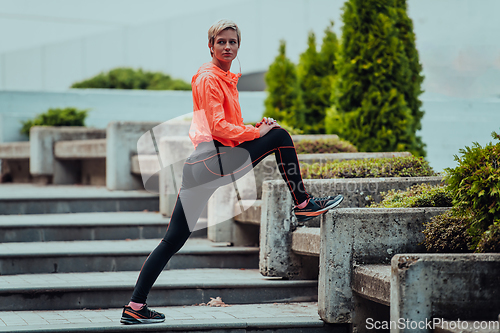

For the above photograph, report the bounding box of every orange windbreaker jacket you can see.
[189,62,260,149]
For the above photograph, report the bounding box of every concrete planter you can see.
[317,207,449,324]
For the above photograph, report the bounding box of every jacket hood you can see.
[192,62,241,86]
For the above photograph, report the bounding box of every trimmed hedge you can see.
[71,67,191,90]
[301,155,436,179]
[21,107,88,137]
[295,138,357,154]
[369,183,451,208]
[423,209,473,253]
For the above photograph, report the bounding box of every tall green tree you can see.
[297,32,323,133]
[327,0,422,156]
[297,22,339,134]
[319,21,340,104]
[263,40,305,129]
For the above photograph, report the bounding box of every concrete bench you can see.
[29,126,106,185]
[0,142,31,182]
[0,120,192,188]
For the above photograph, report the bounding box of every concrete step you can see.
[0,212,207,242]
[0,302,348,333]
[0,238,259,275]
[0,184,159,215]
[0,269,318,311]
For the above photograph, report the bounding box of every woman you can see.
[120,19,343,325]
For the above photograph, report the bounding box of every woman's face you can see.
[211,28,239,64]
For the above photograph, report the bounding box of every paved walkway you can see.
[0,302,323,331]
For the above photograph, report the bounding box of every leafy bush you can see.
[444,131,500,251]
[71,67,191,90]
[327,0,425,157]
[21,107,88,137]
[301,155,436,179]
[295,138,357,154]
[370,183,452,208]
[423,209,473,253]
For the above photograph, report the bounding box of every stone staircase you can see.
[0,184,346,332]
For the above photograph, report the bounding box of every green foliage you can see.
[328,0,425,157]
[423,208,473,253]
[301,155,436,179]
[476,221,500,253]
[20,107,88,137]
[369,183,452,208]
[71,67,191,90]
[296,22,339,134]
[295,138,357,154]
[444,131,500,251]
[263,41,305,130]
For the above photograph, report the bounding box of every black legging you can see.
[130,127,309,303]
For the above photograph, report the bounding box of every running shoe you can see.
[293,195,344,223]
[120,304,165,325]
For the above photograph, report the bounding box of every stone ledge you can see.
[54,139,106,159]
[0,142,30,159]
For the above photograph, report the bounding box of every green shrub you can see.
[422,209,473,253]
[21,107,88,137]
[263,40,305,130]
[295,138,357,154]
[71,67,191,90]
[301,155,436,179]
[444,131,500,251]
[370,183,451,208]
[327,0,425,157]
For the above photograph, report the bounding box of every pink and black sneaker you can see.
[120,304,165,325]
[293,195,344,223]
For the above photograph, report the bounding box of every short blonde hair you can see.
[208,19,241,56]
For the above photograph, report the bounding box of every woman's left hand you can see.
[256,117,279,128]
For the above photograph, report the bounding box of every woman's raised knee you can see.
[269,127,293,145]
